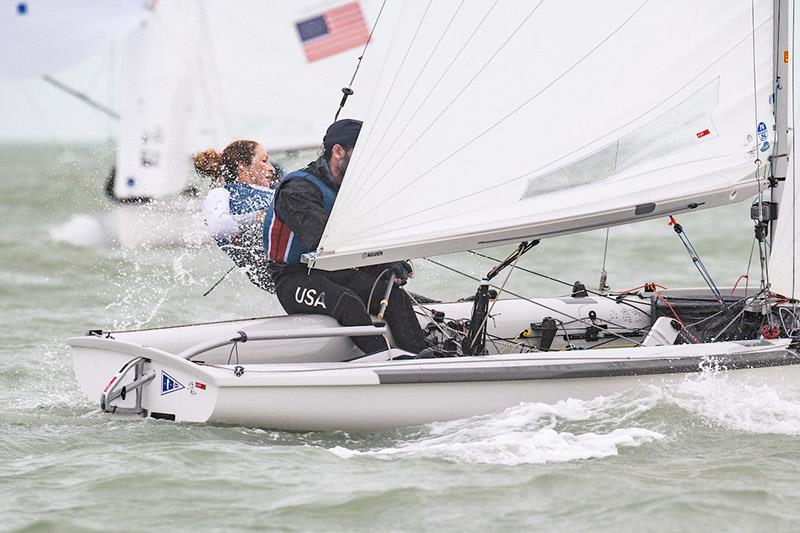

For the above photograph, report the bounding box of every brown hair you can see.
[193,140,258,185]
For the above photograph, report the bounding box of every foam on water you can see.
[0,271,54,287]
[665,371,800,435]
[329,395,664,465]
[48,213,111,248]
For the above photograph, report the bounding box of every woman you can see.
[194,140,278,291]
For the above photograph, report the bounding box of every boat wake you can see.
[328,394,664,466]
[664,371,800,435]
[327,371,800,464]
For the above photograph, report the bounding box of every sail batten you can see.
[315,1,775,271]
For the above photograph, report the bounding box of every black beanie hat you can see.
[323,119,363,150]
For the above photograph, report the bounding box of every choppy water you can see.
[2,144,800,532]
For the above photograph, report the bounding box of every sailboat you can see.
[69,0,800,431]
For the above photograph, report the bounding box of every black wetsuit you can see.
[269,157,427,355]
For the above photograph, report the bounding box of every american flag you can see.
[295,2,370,63]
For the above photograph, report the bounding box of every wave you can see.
[327,368,800,464]
[665,370,800,435]
[328,394,664,465]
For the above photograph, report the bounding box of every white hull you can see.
[68,297,800,431]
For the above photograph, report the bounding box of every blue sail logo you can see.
[161,371,185,395]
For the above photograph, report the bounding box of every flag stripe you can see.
[305,33,366,50]
[305,32,368,53]
[305,32,369,52]
[297,2,369,62]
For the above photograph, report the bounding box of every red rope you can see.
[731,275,748,296]
[615,283,668,295]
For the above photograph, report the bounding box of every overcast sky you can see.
[0,47,119,144]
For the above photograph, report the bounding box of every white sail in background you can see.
[114,1,203,200]
[0,0,149,80]
[114,0,384,199]
[314,0,776,271]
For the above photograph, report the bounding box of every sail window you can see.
[521,79,720,200]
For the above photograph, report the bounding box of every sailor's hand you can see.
[256,210,265,222]
[387,261,413,286]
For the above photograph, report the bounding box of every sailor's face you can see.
[339,147,354,177]
[239,144,276,187]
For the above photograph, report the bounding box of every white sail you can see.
[0,0,149,80]
[770,143,797,299]
[313,0,776,271]
[113,1,203,200]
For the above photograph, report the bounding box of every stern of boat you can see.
[69,335,219,423]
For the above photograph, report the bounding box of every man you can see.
[263,119,427,355]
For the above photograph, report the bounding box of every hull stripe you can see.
[374,350,800,384]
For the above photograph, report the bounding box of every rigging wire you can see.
[667,216,723,303]
[685,289,765,330]
[408,292,458,342]
[745,235,757,297]
[423,257,646,346]
[334,0,388,120]
[465,249,651,318]
[599,227,611,292]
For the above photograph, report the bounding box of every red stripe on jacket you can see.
[268,216,293,262]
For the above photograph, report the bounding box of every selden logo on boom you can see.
[362,250,383,259]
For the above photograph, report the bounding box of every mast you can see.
[769,0,791,246]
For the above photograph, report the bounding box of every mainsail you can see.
[313,1,776,271]
[114,2,204,200]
